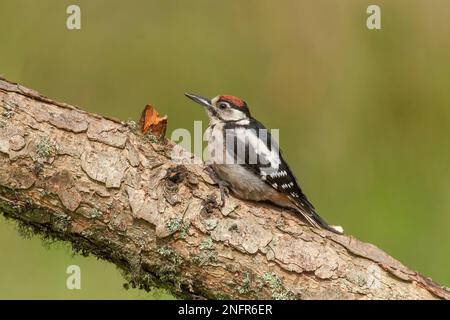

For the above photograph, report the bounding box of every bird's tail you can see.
[290,197,344,234]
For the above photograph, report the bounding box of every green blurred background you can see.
[1,0,449,299]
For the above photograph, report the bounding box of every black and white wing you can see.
[224,119,335,231]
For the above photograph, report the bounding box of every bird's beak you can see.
[184,93,212,108]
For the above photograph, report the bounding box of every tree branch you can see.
[0,76,448,300]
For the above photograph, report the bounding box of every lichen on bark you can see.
[0,76,448,300]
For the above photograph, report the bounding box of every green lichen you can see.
[156,246,185,291]
[2,109,13,119]
[215,293,232,300]
[193,237,218,266]
[158,246,180,261]
[166,217,183,233]
[35,137,56,160]
[0,197,178,299]
[0,201,71,252]
[52,212,71,232]
[237,272,252,294]
[1,100,14,121]
[143,133,161,144]
[261,272,295,300]
[89,208,102,219]
[179,223,190,238]
[2,186,19,198]
[272,290,296,300]
[16,222,36,239]
[33,137,57,173]
[192,251,216,266]
[166,217,190,238]
[125,119,138,132]
[0,102,13,127]
[262,272,282,289]
[199,237,214,250]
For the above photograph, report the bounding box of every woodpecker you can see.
[185,93,343,234]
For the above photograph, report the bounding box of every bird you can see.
[185,93,343,234]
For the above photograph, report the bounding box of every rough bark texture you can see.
[0,76,448,300]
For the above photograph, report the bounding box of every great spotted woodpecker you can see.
[185,93,343,234]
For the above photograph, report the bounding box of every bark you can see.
[0,76,448,300]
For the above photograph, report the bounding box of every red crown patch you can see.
[219,95,246,108]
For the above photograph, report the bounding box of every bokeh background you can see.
[0,0,449,299]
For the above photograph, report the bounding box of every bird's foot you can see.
[205,166,230,207]
[217,181,230,207]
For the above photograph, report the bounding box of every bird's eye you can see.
[218,102,228,110]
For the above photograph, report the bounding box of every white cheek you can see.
[226,109,245,121]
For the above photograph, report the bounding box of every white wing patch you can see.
[232,127,281,174]
[227,126,303,198]
[270,170,287,178]
[281,182,294,189]
[236,119,250,125]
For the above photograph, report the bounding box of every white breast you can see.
[204,122,226,165]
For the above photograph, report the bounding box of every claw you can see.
[218,181,230,207]
[205,166,230,207]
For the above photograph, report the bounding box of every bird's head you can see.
[185,93,250,123]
